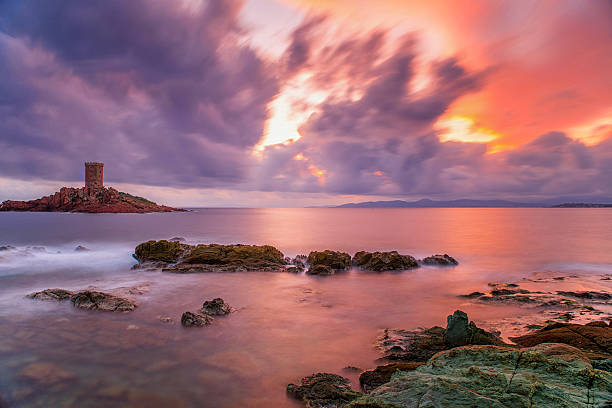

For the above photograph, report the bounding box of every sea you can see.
[1,208,611,407]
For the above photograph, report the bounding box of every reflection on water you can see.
[0,208,611,407]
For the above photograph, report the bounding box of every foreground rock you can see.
[307,250,351,275]
[352,251,418,271]
[287,373,362,408]
[201,298,232,315]
[133,240,289,273]
[420,254,458,265]
[0,186,184,213]
[349,343,612,407]
[359,362,424,393]
[511,322,612,359]
[379,310,505,361]
[27,289,137,312]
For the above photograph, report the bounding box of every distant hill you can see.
[334,197,612,208]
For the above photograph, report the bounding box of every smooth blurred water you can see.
[0,208,611,407]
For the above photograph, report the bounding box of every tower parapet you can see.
[85,162,104,192]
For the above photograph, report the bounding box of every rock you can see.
[74,245,90,251]
[159,316,173,323]
[352,251,418,271]
[511,322,612,358]
[348,343,612,407]
[286,266,303,273]
[70,291,137,312]
[169,237,186,242]
[379,311,504,362]
[19,362,75,386]
[181,311,213,327]
[27,288,74,301]
[307,264,334,276]
[359,362,425,393]
[445,310,505,347]
[587,321,610,328]
[556,291,612,301]
[287,373,362,408]
[593,359,612,372]
[458,291,485,298]
[0,186,185,213]
[0,245,16,251]
[133,240,188,263]
[307,250,351,275]
[201,298,232,316]
[421,254,458,266]
[343,366,362,372]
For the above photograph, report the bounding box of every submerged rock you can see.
[352,251,418,271]
[359,362,425,393]
[27,288,74,301]
[511,322,612,358]
[556,291,612,301]
[201,298,232,316]
[421,254,458,265]
[70,291,137,312]
[287,373,362,408]
[307,250,351,275]
[181,311,213,327]
[349,343,612,407]
[27,288,137,312]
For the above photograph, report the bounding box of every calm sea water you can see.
[1,208,611,407]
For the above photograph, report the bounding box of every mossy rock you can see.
[133,240,187,263]
[182,244,284,266]
[353,251,418,271]
[307,250,351,270]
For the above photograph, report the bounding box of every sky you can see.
[0,0,611,207]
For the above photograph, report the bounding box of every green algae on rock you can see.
[348,343,612,408]
[133,240,188,263]
[352,251,418,271]
[27,289,137,312]
[287,373,363,408]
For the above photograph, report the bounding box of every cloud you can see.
[0,0,278,186]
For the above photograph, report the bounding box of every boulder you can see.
[70,291,137,312]
[182,244,284,267]
[74,245,90,252]
[421,254,458,265]
[511,322,612,358]
[181,311,213,327]
[352,251,418,271]
[348,343,612,407]
[445,310,505,347]
[359,362,425,393]
[307,250,351,275]
[287,373,362,408]
[27,288,74,301]
[201,298,232,316]
[133,240,188,263]
[0,245,16,251]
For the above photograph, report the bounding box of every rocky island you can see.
[0,162,184,213]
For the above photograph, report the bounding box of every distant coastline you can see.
[329,198,612,208]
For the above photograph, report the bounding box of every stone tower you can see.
[85,162,104,191]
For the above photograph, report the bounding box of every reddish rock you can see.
[0,186,185,213]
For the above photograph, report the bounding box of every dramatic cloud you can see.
[0,0,277,186]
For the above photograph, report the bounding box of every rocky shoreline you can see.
[287,310,612,408]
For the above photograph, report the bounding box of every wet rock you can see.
[511,322,612,357]
[181,311,213,327]
[352,251,418,271]
[421,254,458,266]
[348,343,612,407]
[0,245,16,251]
[343,366,362,372]
[27,288,74,301]
[445,310,506,348]
[70,291,137,312]
[556,291,612,301]
[287,373,362,408]
[133,240,188,263]
[307,250,351,275]
[74,245,90,251]
[201,298,232,316]
[458,291,485,298]
[286,266,303,273]
[359,362,425,393]
[379,311,504,362]
[593,359,612,372]
[182,244,284,266]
